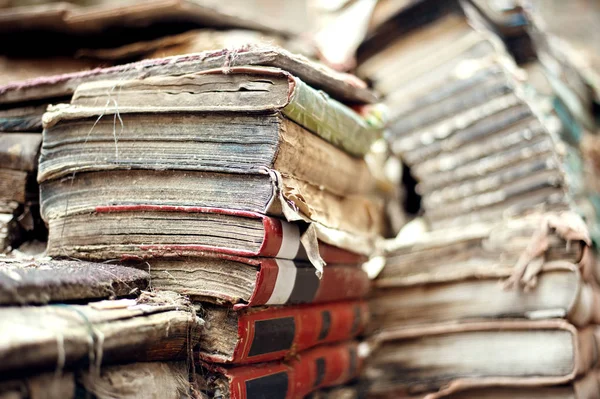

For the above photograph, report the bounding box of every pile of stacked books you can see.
[1,46,386,398]
[336,1,600,397]
[0,0,316,255]
[0,257,205,399]
[367,211,599,398]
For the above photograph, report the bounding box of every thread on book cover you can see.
[504,211,591,290]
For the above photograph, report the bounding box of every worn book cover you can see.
[0,291,202,379]
[129,254,369,308]
[0,258,149,305]
[365,320,599,397]
[198,301,368,364]
[199,341,362,399]
[45,205,371,272]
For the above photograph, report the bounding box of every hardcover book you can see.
[0,47,376,106]
[44,206,371,267]
[197,301,368,364]
[371,265,600,332]
[199,341,362,399]
[0,291,202,379]
[409,370,600,399]
[129,255,370,308]
[378,212,587,287]
[0,258,149,305]
[365,320,599,397]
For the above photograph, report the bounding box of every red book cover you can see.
[199,301,369,364]
[238,256,371,309]
[95,205,366,264]
[204,341,362,399]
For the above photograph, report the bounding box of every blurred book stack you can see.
[367,212,600,398]
[315,0,600,397]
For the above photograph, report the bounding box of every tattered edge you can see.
[268,169,376,260]
[0,46,376,105]
[42,65,382,157]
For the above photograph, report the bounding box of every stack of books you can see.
[0,0,313,159]
[0,257,205,399]
[357,8,584,230]
[332,1,600,397]
[33,46,385,398]
[366,211,600,398]
[519,0,600,245]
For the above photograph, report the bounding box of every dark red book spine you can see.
[241,259,371,308]
[199,301,368,364]
[212,341,361,399]
[95,205,366,264]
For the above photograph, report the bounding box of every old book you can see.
[198,300,368,364]
[0,0,310,40]
[0,258,149,305]
[45,206,372,262]
[198,341,362,399]
[414,118,550,191]
[131,255,370,308]
[0,291,202,378]
[356,0,462,66]
[39,112,376,198]
[423,166,566,225]
[391,96,530,164]
[368,29,497,99]
[379,212,587,287]
[0,46,376,106]
[371,265,600,332]
[388,69,512,137]
[365,320,599,397]
[429,192,570,230]
[0,361,191,399]
[0,104,49,132]
[42,66,381,157]
[0,56,102,89]
[422,154,560,210]
[386,63,506,124]
[39,170,383,248]
[39,170,382,238]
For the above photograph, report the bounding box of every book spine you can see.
[201,302,368,364]
[242,261,370,308]
[283,75,382,157]
[223,341,361,399]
